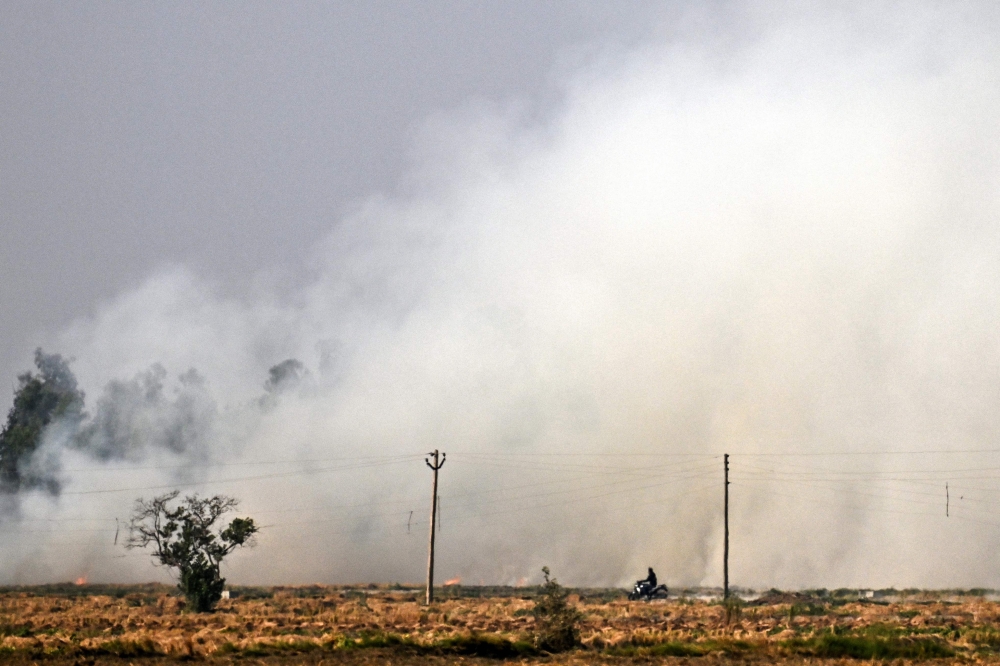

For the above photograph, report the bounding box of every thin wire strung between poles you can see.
[59,455,423,495]
[4,458,718,525]
[25,450,1000,545]
[732,459,1000,510]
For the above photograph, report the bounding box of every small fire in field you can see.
[74,577,87,586]
[443,577,461,586]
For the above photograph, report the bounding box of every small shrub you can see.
[964,628,1000,650]
[607,641,707,657]
[0,624,32,637]
[272,639,323,652]
[789,602,827,617]
[436,633,535,658]
[532,566,582,652]
[239,642,271,656]
[723,597,743,624]
[338,630,411,649]
[93,638,159,657]
[804,632,954,659]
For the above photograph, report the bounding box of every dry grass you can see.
[2,585,1000,663]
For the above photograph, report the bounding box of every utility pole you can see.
[425,449,445,605]
[724,453,730,600]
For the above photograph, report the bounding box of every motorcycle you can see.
[628,580,668,601]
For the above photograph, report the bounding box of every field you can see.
[2,584,1000,664]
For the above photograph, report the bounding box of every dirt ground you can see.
[2,585,1000,663]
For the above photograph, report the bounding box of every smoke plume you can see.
[4,3,1000,590]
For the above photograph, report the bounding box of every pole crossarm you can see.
[426,452,446,471]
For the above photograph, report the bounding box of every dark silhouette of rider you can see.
[641,567,657,588]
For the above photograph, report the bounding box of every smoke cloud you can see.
[4,3,1000,590]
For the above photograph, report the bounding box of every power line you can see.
[59,455,422,495]
[14,451,1000,568]
[732,449,1000,457]
[57,453,428,473]
[0,460,719,525]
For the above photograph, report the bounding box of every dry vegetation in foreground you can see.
[3,584,1000,663]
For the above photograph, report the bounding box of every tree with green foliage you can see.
[532,566,582,652]
[0,349,84,493]
[126,491,258,612]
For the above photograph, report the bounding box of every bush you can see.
[723,596,743,624]
[532,566,582,652]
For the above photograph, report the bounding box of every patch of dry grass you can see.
[1,586,999,662]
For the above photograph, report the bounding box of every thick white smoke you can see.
[4,4,1000,590]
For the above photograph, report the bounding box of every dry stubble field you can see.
[2,584,1000,664]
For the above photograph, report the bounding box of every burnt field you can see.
[3,584,1000,664]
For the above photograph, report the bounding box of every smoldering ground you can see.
[4,3,1000,590]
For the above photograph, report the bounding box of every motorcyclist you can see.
[629,567,667,600]
[635,567,656,592]
[637,567,657,590]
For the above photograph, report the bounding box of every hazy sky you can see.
[4,2,1000,589]
[0,1,686,398]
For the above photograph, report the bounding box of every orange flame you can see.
[443,577,461,586]
[74,577,87,585]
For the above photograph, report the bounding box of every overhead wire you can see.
[59,454,423,495]
[14,447,1000,555]
[8,454,719,542]
[57,453,431,474]
[732,458,1000,513]
[0,457,717,525]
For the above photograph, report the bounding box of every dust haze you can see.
[4,3,1000,591]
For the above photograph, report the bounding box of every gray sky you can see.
[0,1,687,399]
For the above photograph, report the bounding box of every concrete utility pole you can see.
[425,449,445,605]
[724,453,730,600]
